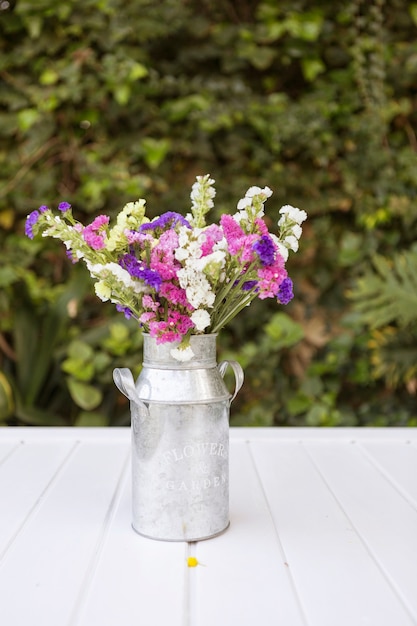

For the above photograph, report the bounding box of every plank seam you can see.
[183,542,198,626]
[357,442,417,511]
[0,439,81,565]
[0,440,24,467]
[66,446,131,626]
[302,442,417,625]
[246,440,311,626]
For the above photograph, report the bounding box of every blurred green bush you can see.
[1,0,417,426]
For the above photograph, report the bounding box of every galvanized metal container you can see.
[113,333,243,541]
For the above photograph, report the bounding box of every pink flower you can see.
[125,230,151,245]
[159,282,192,308]
[257,257,287,299]
[220,214,256,263]
[150,230,180,280]
[149,311,194,343]
[220,215,244,255]
[83,215,109,250]
[142,295,160,311]
[201,224,223,256]
[139,311,157,324]
[254,218,269,236]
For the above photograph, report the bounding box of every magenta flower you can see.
[150,230,180,280]
[257,260,287,299]
[83,215,110,250]
[159,282,192,308]
[201,224,223,256]
[149,310,194,343]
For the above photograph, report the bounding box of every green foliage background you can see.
[1,0,417,427]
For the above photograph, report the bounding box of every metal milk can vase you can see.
[113,333,244,542]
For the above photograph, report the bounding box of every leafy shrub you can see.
[1,0,417,426]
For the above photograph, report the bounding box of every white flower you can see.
[279,205,307,225]
[107,199,147,251]
[94,281,111,302]
[170,345,195,362]
[87,262,148,295]
[237,197,252,211]
[177,267,215,308]
[191,309,211,331]
[271,237,289,261]
[245,186,262,197]
[292,224,303,239]
[245,185,272,198]
[233,210,248,224]
[284,235,299,252]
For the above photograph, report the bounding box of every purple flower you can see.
[58,202,71,212]
[25,210,40,239]
[277,277,294,305]
[65,249,79,264]
[116,304,133,319]
[119,253,162,290]
[242,280,258,292]
[253,235,275,266]
[25,204,49,239]
[139,211,190,232]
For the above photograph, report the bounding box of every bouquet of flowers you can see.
[26,175,306,360]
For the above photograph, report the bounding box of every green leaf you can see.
[301,58,326,82]
[114,84,131,105]
[66,378,102,411]
[0,372,14,421]
[39,69,59,86]
[350,250,417,328]
[61,357,95,381]
[75,411,109,427]
[129,62,148,81]
[17,109,40,131]
[265,312,304,348]
[410,4,417,26]
[141,138,171,169]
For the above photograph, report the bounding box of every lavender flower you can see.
[116,303,133,319]
[253,235,275,266]
[119,253,162,290]
[242,280,258,291]
[140,211,190,232]
[25,211,39,239]
[25,206,48,239]
[277,277,293,305]
[58,202,72,212]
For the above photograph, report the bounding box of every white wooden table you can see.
[0,427,416,626]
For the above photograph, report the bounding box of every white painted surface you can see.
[0,428,416,626]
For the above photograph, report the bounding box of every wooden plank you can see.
[73,468,187,626]
[360,440,417,507]
[0,439,130,626]
[305,440,417,622]
[0,439,77,559]
[249,440,415,626]
[0,440,22,464]
[230,427,415,442]
[194,440,306,626]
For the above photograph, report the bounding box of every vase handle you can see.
[113,368,149,414]
[218,360,244,404]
